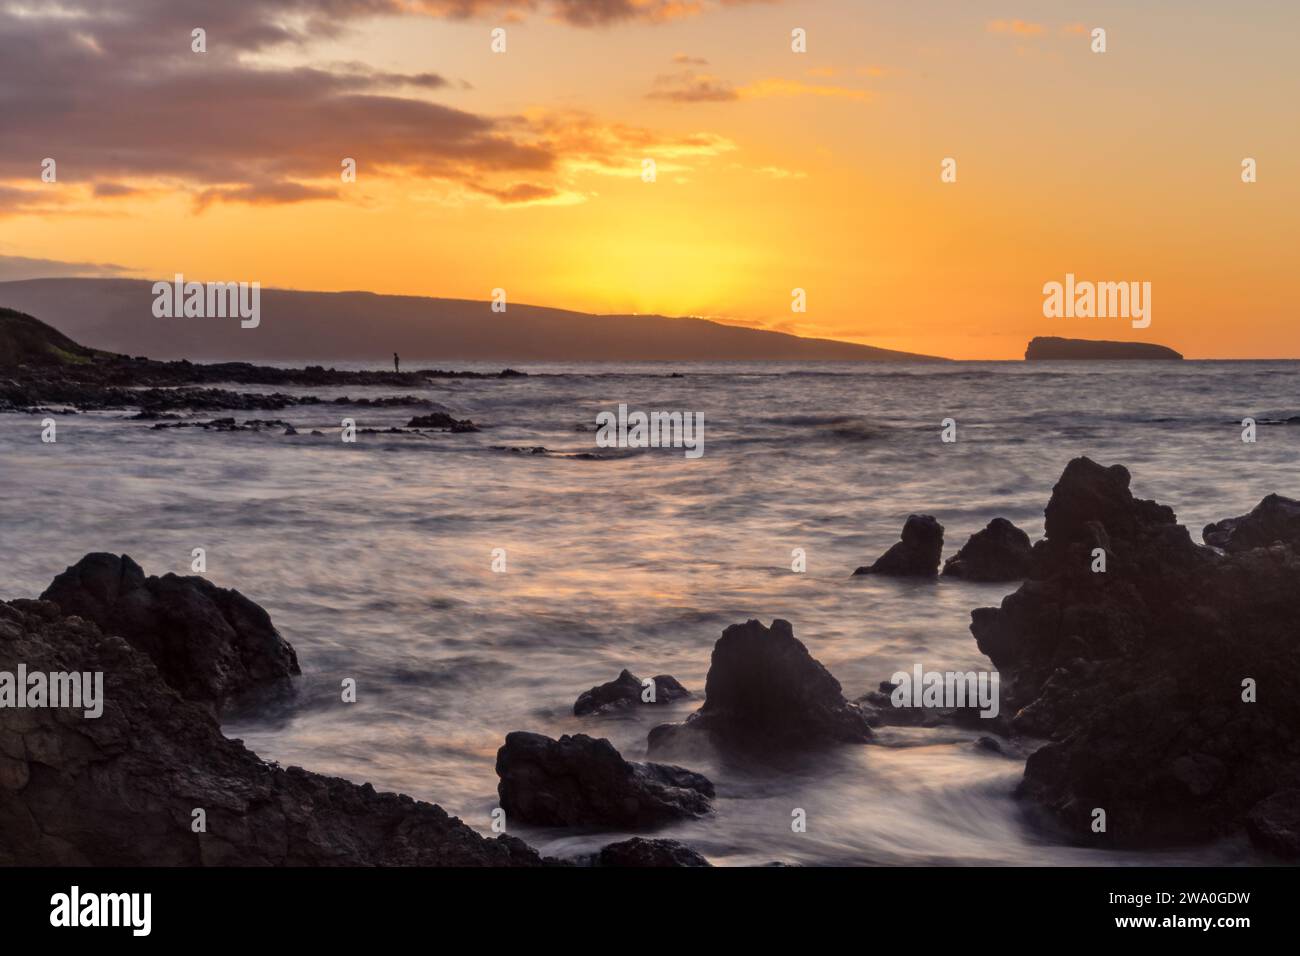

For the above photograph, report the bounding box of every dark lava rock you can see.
[1245,790,1300,858]
[648,619,872,756]
[596,838,711,867]
[40,553,299,706]
[0,598,546,866]
[942,518,1033,582]
[574,669,691,716]
[1203,494,1300,553]
[969,457,1300,847]
[152,417,295,432]
[495,732,713,829]
[407,412,479,433]
[854,515,944,576]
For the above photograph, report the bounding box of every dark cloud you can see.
[0,0,767,211]
[0,3,551,208]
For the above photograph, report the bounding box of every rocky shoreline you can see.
[0,576,549,866]
[4,302,1298,864]
[4,458,1299,864]
[0,306,513,422]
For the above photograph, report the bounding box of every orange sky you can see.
[1,0,1296,358]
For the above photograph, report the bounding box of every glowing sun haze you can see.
[1,0,1296,358]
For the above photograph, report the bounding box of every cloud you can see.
[0,5,552,208]
[527,109,735,172]
[647,71,872,105]
[0,253,129,281]
[0,184,67,217]
[673,53,709,65]
[465,180,586,206]
[0,1,771,215]
[91,182,143,198]
[409,0,775,26]
[193,180,340,210]
[647,71,739,102]
[321,63,456,90]
[986,19,1047,37]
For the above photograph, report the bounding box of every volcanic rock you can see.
[0,598,546,866]
[647,619,872,755]
[406,412,479,432]
[495,731,713,829]
[969,457,1300,847]
[942,518,1033,582]
[40,553,299,706]
[854,515,944,576]
[1203,494,1300,553]
[595,838,711,867]
[574,669,691,716]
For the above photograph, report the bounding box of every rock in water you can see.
[406,412,479,432]
[942,518,1032,582]
[495,732,713,828]
[596,838,711,867]
[1203,494,1300,552]
[40,553,299,705]
[854,515,944,576]
[574,669,691,716]
[648,619,872,755]
[969,457,1300,847]
[0,598,546,866]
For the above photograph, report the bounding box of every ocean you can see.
[3,359,1296,865]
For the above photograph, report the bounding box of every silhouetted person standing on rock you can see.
[394,352,400,373]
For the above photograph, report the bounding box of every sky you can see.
[1,0,1296,359]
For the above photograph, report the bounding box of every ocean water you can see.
[2,359,1296,866]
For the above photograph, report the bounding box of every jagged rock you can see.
[1245,790,1300,858]
[1203,494,1300,552]
[648,619,872,755]
[40,553,299,705]
[970,457,1300,847]
[1041,459,1178,547]
[495,732,713,828]
[854,515,943,576]
[0,598,547,866]
[595,838,711,867]
[574,669,691,716]
[942,518,1033,582]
